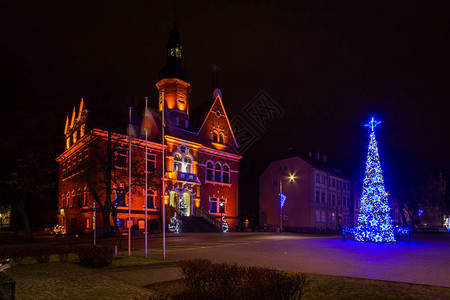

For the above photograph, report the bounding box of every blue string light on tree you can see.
[354,117,396,243]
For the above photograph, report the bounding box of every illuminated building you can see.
[56,27,241,234]
[259,151,360,232]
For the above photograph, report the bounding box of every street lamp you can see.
[279,175,295,233]
[219,202,224,220]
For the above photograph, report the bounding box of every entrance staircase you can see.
[180,216,222,233]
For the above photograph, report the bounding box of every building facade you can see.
[56,28,241,234]
[259,152,360,232]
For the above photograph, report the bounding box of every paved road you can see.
[4,231,450,287]
[128,232,450,287]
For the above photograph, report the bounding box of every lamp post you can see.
[219,202,224,220]
[279,175,295,233]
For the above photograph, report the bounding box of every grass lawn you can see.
[303,273,450,299]
[109,255,177,268]
[146,272,450,299]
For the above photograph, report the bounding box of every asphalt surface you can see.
[3,231,450,287]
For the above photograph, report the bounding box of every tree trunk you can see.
[111,206,122,250]
[102,205,112,237]
[18,195,34,242]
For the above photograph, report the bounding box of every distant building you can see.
[56,27,241,234]
[259,151,360,232]
[0,205,10,228]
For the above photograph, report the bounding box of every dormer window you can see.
[213,131,219,143]
[168,46,182,59]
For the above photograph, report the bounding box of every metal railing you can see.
[195,207,222,231]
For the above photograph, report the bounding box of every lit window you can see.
[210,197,218,213]
[183,156,192,173]
[66,138,70,149]
[73,132,77,144]
[223,165,230,184]
[174,154,182,171]
[206,162,214,181]
[80,124,85,137]
[214,163,222,182]
[138,220,145,230]
[85,218,90,229]
[332,213,336,223]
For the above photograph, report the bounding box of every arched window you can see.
[173,154,182,172]
[77,188,82,207]
[83,187,88,206]
[183,156,192,173]
[214,163,222,182]
[212,131,219,143]
[66,192,70,208]
[206,162,214,181]
[219,133,224,144]
[72,190,76,207]
[62,194,65,208]
[223,165,230,184]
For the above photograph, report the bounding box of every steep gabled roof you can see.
[197,89,239,148]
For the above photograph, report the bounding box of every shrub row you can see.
[0,244,114,267]
[178,259,306,300]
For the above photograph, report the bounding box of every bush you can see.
[179,259,306,300]
[149,219,161,233]
[56,245,74,262]
[11,248,29,263]
[32,247,51,263]
[76,245,113,267]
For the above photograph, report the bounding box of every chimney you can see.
[322,154,327,163]
[315,152,320,160]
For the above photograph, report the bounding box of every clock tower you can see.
[156,26,191,129]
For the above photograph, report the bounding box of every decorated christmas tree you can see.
[355,117,396,243]
[168,212,180,233]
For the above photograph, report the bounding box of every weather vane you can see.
[364,116,381,132]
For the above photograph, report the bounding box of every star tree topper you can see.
[364,116,381,132]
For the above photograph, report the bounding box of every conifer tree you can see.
[355,117,396,243]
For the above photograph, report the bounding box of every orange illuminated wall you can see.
[156,78,191,113]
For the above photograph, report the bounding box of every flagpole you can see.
[145,97,149,258]
[128,107,132,257]
[162,90,166,260]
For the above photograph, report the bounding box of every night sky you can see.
[2,1,450,218]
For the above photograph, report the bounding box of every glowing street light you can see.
[279,174,295,233]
